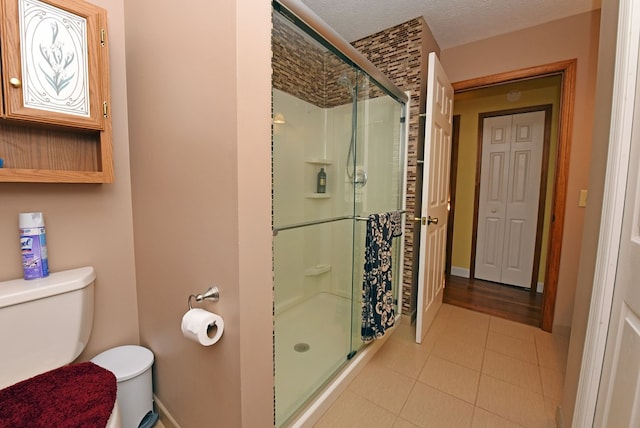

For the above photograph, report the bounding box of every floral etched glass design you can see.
[19,0,90,117]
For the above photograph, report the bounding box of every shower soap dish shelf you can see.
[305,193,331,199]
[304,159,333,165]
[304,264,331,276]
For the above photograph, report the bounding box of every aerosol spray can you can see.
[19,212,49,280]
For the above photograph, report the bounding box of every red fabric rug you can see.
[0,362,117,428]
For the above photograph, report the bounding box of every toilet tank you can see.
[0,267,96,389]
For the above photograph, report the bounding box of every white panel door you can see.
[475,111,545,288]
[474,115,511,282]
[594,47,640,426]
[416,52,453,343]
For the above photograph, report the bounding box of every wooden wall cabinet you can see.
[0,0,112,183]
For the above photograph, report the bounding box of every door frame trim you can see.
[453,59,577,331]
[445,115,461,276]
[470,104,553,290]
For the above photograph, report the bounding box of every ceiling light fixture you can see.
[506,90,522,102]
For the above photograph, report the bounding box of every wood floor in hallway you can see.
[443,275,543,328]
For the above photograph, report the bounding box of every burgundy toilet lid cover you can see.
[0,361,117,428]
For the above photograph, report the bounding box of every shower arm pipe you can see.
[273,0,408,105]
[273,211,409,235]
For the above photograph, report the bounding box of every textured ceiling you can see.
[300,0,601,49]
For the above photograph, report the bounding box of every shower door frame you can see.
[272,1,410,426]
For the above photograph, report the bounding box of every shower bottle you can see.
[317,167,327,193]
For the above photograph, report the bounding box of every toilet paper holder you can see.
[188,286,220,310]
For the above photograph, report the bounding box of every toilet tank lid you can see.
[0,267,96,309]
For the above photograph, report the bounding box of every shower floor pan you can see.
[275,292,353,425]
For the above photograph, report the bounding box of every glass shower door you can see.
[272,10,359,426]
[350,75,406,349]
[272,5,407,426]
[272,220,354,425]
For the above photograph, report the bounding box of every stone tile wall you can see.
[353,19,429,315]
[272,13,328,107]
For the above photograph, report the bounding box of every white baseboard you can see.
[154,394,181,428]
[553,325,571,338]
[450,266,470,278]
[556,405,564,428]
[449,267,544,293]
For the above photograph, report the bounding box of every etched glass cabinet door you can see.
[0,0,108,130]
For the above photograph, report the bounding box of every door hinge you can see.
[101,29,106,47]
[103,101,108,118]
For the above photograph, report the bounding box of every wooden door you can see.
[415,52,453,343]
[0,0,108,130]
[475,111,545,288]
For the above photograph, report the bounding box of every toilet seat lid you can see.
[91,345,154,382]
[0,362,116,427]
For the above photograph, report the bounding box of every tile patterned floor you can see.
[313,303,569,428]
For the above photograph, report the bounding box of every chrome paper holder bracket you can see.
[188,286,220,310]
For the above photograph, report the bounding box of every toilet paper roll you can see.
[181,308,224,346]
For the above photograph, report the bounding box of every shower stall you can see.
[272,1,408,425]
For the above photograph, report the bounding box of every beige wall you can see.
[125,0,273,427]
[0,0,139,359]
[562,0,619,423]
[441,10,601,330]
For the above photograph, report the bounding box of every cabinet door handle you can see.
[9,77,21,88]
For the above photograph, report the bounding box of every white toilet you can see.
[0,266,121,427]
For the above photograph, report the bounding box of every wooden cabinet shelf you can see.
[0,168,108,183]
[0,0,112,183]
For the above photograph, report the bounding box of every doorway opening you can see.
[445,59,576,332]
[472,104,553,290]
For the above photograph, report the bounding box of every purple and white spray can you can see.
[19,212,49,280]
